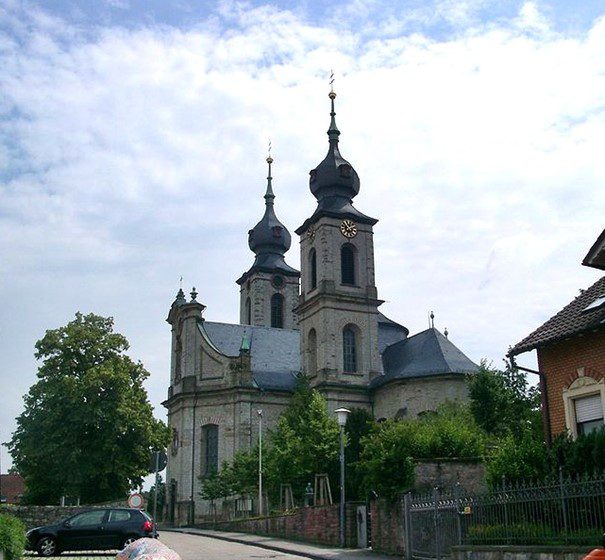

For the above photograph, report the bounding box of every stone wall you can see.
[198,503,361,547]
[451,545,595,560]
[0,502,128,530]
[415,459,486,494]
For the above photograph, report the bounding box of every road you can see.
[159,531,309,560]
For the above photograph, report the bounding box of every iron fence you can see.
[404,472,605,560]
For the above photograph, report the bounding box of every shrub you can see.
[0,514,26,560]
[485,434,548,487]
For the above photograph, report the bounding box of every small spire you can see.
[444,327,449,339]
[240,334,251,353]
[265,143,274,204]
[190,287,198,301]
[174,287,186,306]
[430,310,435,329]
[327,70,340,142]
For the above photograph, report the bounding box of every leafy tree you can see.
[6,313,170,504]
[485,434,548,487]
[358,419,416,500]
[413,402,486,459]
[548,428,605,477]
[468,360,541,440]
[344,408,374,501]
[264,376,341,502]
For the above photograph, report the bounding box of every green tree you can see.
[468,360,541,440]
[358,419,416,499]
[7,313,170,504]
[344,408,374,501]
[265,377,341,502]
[485,434,548,487]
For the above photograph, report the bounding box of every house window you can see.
[202,424,219,475]
[343,327,357,372]
[245,297,251,325]
[308,328,317,376]
[574,394,604,435]
[310,249,317,290]
[271,293,283,328]
[341,245,355,285]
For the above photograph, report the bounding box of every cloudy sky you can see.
[1,0,604,471]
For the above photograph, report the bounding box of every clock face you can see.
[340,219,357,238]
[307,226,316,241]
[271,274,285,289]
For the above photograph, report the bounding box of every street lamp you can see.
[334,407,350,548]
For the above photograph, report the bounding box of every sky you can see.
[1,0,604,473]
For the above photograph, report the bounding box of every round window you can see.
[272,275,285,289]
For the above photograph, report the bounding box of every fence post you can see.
[501,475,510,544]
[433,486,440,560]
[455,482,462,546]
[559,466,569,544]
[403,493,413,560]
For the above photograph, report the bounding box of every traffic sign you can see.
[128,493,144,509]
[149,450,168,473]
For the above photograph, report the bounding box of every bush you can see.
[485,434,548,487]
[0,514,26,560]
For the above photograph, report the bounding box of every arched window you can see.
[271,293,284,328]
[341,244,355,285]
[245,297,251,325]
[202,424,219,475]
[310,249,317,290]
[308,328,317,375]
[343,327,357,372]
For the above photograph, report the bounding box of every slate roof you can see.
[510,275,605,356]
[371,328,479,389]
[583,229,605,270]
[377,312,409,354]
[199,321,300,391]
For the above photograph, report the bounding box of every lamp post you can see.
[258,409,263,516]
[335,407,350,548]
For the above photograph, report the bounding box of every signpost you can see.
[149,450,168,537]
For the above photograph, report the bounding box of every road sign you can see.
[149,450,168,473]
[128,493,144,509]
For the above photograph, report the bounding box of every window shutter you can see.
[575,394,603,423]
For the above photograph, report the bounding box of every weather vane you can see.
[268,138,272,157]
[179,276,183,289]
[329,69,335,92]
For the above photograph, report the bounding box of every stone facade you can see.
[373,376,470,420]
[239,272,299,330]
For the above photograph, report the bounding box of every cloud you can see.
[1,1,604,467]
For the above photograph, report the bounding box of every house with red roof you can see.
[510,230,605,439]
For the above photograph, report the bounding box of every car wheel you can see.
[121,536,139,549]
[37,536,58,557]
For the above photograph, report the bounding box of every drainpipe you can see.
[514,364,552,448]
[190,394,199,525]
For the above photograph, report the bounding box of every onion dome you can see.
[248,156,292,255]
[237,156,299,285]
[309,91,360,201]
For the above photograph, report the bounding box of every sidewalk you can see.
[164,527,398,560]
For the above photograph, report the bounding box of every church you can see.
[163,89,478,524]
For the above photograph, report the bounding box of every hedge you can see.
[0,514,26,560]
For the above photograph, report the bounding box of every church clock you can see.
[340,219,357,238]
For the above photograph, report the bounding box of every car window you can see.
[70,510,106,527]
[107,510,131,523]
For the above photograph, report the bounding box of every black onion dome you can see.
[309,91,360,201]
[248,156,292,256]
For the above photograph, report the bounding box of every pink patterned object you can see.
[115,537,181,560]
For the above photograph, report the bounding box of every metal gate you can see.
[404,487,463,560]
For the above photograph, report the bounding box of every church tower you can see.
[295,90,382,410]
[237,156,300,329]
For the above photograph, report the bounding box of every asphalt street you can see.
[159,531,309,560]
